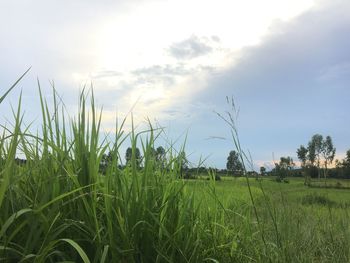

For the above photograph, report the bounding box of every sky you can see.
[0,0,349,169]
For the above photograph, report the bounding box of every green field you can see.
[185,177,350,262]
[1,85,350,262]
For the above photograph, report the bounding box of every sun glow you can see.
[79,0,318,121]
[95,0,315,70]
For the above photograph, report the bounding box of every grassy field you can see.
[186,177,350,262]
[1,83,349,262]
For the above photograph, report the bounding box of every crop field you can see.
[0,83,349,262]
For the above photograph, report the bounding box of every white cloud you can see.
[1,0,317,134]
[84,0,317,128]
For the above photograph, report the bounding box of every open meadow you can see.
[187,176,350,262]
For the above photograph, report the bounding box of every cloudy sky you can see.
[0,0,349,169]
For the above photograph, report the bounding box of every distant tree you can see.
[260,166,266,176]
[332,149,350,179]
[297,145,309,185]
[180,151,188,169]
[100,153,110,173]
[125,147,141,168]
[275,156,294,180]
[150,147,157,157]
[307,141,316,167]
[279,156,295,170]
[297,145,308,167]
[300,134,337,182]
[345,149,350,167]
[226,150,243,176]
[336,149,350,169]
[155,146,166,167]
[308,134,323,179]
[125,147,132,163]
[178,151,188,178]
[321,135,336,182]
[335,159,341,168]
[100,151,121,173]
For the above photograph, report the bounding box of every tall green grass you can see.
[0,80,211,262]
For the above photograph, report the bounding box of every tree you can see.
[321,135,336,182]
[178,151,188,178]
[155,146,166,166]
[297,145,309,185]
[279,156,294,170]
[307,141,316,166]
[297,145,308,167]
[260,166,266,176]
[308,134,323,179]
[300,134,337,182]
[100,152,112,173]
[345,149,350,167]
[337,150,350,168]
[226,150,243,176]
[125,147,141,168]
[333,149,350,179]
[276,156,295,180]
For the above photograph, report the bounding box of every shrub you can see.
[301,193,336,207]
[183,172,196,179]
[275,177,282,183]
[335,181,343,188]
[206,174,221,181]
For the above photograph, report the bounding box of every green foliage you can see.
[322,136,336,165]
[125,146,141,167]
[297,145,308,167]
[0,86,209,262]
[309,134,323,166]
[178,150,189,178]
[301,193,336,207]
[226,150,243,175]
[155,146,166,163]
[346,150,350,166]
[273,156,294,181]
[300,134,337,183]
[279,156,295,170]
[259,166,266,176]
[297,145,310,185]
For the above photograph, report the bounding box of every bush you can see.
[206,174,221,181]
[275,177,282,183]
[215,174,221,181]
[301,193,336,207]
[306,166,319,178]
[275,177,289,183]
[183,172,196,179]
[335,181,343,188]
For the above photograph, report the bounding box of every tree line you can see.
[10,133,350,181]
[100,146,167,170]
[99,146,191,177]
[224,134,350,182]
[296,134,335,184]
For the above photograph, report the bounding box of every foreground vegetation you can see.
[1,77,349,262]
